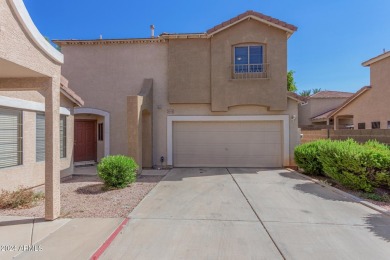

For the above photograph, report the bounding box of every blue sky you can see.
[25,0,390,93]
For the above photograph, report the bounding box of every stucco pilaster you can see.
[44,79,61,220]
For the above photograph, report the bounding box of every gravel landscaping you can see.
[0,175,163,218]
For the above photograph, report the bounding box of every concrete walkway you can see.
[102,168,390,260]
[0,216,123,259]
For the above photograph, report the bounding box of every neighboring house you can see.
[323,51,390,130]
[298,91,354,128]
[55,10,300,169]
[0,0,83,220]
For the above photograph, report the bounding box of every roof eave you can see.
[207,15,296,37]
[362,51,390,67]
[328,87,371,118]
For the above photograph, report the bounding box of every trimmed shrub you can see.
[318,139,373,192]
[294,139,328,175]
[97,155,138,188]
[363,140,390,188]
[295,139,390,192]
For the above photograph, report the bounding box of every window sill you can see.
[229,77,270,81]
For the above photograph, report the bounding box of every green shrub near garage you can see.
[294,139,329,175]
[97,155,138,189]
[318,139,374,192]
[294,139,390,192]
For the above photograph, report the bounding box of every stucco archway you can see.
[74,107,110,157]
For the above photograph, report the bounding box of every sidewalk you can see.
[0,215,123,260]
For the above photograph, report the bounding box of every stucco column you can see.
[334,116,339,130]
[45,80,61,220]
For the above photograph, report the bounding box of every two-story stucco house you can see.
[298,91,354,128]
[55,10,300,169]
[0,0,83,220]
[321,51,390,130]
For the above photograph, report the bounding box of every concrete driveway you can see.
[102,168,390,260]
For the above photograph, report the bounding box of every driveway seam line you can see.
[30,217,35,245]
[226,168,286,260]
[130,217,259,222]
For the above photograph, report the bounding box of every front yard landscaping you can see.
[295,139,390,211]
[0,174,162,218]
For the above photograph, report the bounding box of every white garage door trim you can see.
[167,115,289,166]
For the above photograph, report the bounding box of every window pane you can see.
[371,121,380,129]
[358,123,365,129]
[60,116,67,158]
[249,46,263,64]
[235,47,248,65]
[0,108,22,168]
[36,113,45,162]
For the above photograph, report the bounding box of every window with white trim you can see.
[36,114,67,161]
[0,108,22,168]
[233,45,267,79]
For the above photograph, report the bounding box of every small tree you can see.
[287,70,297,92]
[312,88,322,94]
[299,89,312,96]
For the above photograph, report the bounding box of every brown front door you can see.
[74,120,97,162]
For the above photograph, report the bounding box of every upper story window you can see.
[233,45,268,79]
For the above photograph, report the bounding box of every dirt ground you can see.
[0,175,163,218]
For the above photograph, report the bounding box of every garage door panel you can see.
[174,154,281,167]
[173,121,282,167]
[175,131,281,145]
[175,143,281,157]
[174,121,281,132]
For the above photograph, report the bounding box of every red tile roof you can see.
[207,10,298,35]
[309,91,354,99]
[287,92,307,102]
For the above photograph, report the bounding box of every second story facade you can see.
[167,10,297,111]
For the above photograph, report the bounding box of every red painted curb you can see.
[91,218,130,260]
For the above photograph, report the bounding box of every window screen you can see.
[0,108,22,168]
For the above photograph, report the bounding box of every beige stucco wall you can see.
[211,19,288,111]
[334,56,390,129]
[168,39,211,104]
[298,98,349,126]
[0,92,75,191]
[60,43,168,157]
[167,19,288,112]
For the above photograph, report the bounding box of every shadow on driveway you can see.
[364,214,390,242]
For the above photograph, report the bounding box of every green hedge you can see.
[295,139,390,192]
[294,140,328,175]
[97,155,138,188]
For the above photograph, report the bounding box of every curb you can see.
[90,218,130,260]
[286,168,390,217]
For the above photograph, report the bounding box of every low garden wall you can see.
[301,129,390,145]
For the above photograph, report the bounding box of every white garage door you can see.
[173,121,282,167]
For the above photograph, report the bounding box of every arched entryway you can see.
[74,108,110,163]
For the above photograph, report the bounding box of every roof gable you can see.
[362,51,390,67]
[207,10,297,37]
[328,86,371,118]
